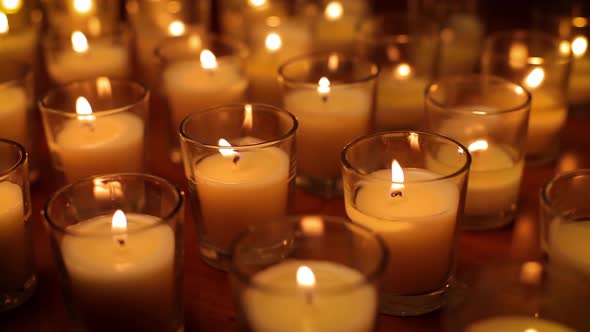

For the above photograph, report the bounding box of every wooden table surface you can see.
[2,105,590,332]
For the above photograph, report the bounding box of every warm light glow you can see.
[301,216,324,236]
[468,140,488,153]
[265,33,282,52]
[317,77,331,97]
[514,86,525,95]
[524,67,545,89]
[71,31,89,53]
[525,329,538,332]
[200,49,218,71]
[572,36,588,58]
[111,209,128,244]
[572,17,588,28]
[559,40,571,56]
[76,96,95,121]
[73,0,93,14]
[328,53,339,71]
[87,16,101,36]
[168,20,185,36]
[390,160,404,194]
[93,179,123,200]
[248,0,266,8]
[520,261,543,286]
[394,63,412,80]
[2,0,22,13]
[296,265,316,288]
[408,132,420,150]
[324,1,343,21]
[0,12,7,34]
[509,43,528,68]
[218,138,238,158]
[96,77,112,97]
[243,104,253,130]
[266,16,281,27]
[527,57,544,65]
[188,35,202,49]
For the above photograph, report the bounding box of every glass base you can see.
[379,285,448,316]
[199,243,231,271]
[462,209,516,231]
[296,175,342,198]
[0,274,37,312]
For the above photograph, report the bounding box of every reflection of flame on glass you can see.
[572,36,588,58]
[2,0,22,13]
[73,0,93,14]
[87,16,101,36]
[514,86,525,95]
[93,179,123,200]
[243,104,253,130]
[188,35,201,49]
[168,20,185,36]
[265,33,282,52]
[296,265,316,288]
[509,42,528,68]
[76,96,95,121]
[301,216,324,236]
[96,77,112,97]
[572,17,588,28]
[524,67,545,89]
[248,0,266,8]
[0,12,7,34]
[324,1,343,21]
[111,209,128,245]
[394,63,412,80]
[317,77,331,99]
[218,138,239,160]
[520,261,543,286]
[468,140,488,153]
[71,31,89,53]
[408,132,419,151]
[200,49,217,71]
[527,57,543,65]
[328,53,339,71]
[390,160,404,196]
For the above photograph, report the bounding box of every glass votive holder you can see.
[566,17,590,108]
[482,30,572,163]
[445,261,590,331]
[279,53,379,197]
[425,75,531,230]
[356,13,439,131]
[230,215,387,332]
[179,103,297,270]
[156,33,249,163]
[43,25,133,85]
[43,173,184,332]
[42,0,121,36]
[218,0,289,42]
[0,139,36,312]
[39,78,149,185]
[341,131,470,316]
[0,2,41,64]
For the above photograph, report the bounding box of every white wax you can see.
[61,214,176,331]
[527,91,567,155]
[467,316,576,332]
[0,85,28,147]
[0,27,37,62]
[51,112,144,183]
[243,260,377,332]
[376,73,428,130]
[345,168,459,294]
[163,60,248,130]
[192,146,290,250]
[46,43,130,84]
[283,88,372,179]
[551,220,590,277]
[0,182,29,290]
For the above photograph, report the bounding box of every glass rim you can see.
[278,52,380,87]
[0,61,32,88]
[41,22,131,47]
[230,215,389,295]
[484,29,572,63]
[540,169,590,221]
[38,78,149,118]
[179,103,298,150]
[425,74,533,115]
[43,173,184,237]
[341,130,472,184]
[154,32,249,62]
[0,139,27,181]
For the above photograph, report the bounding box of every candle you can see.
[49,96,144,183]
[0,84,27,148]
[0,14,37,62]
[466,316,576,332]
[190,138,290,251]
[550,220,590,277]
[242,260,377,332]
[569,35,590,105]
[283,77,372,178]
[0,181,29,291]
[46,30,130,84]
[345,161,459,294]
[61,210,176,331]
[438,13,483,75]
[163,49,248,131]
[314,1,368,52]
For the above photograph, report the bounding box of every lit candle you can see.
[61,209,177,331]
[46,30,130,84]
[283,76,372,179]
[345,160,459,294]
[49,93,144,183]
[0,181,29,291]
[242,260,377,332]
[163,48,248,132]
[466,316,576,332]
[0,80,27,149]
[315,1,367,52]
[569,34,590,105]
[0,9,38,63]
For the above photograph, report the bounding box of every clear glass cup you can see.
[279,52,379,197]
[230,215,388,332]
[425,75,531,230]
[0,139,36,312]
[43,25,133,85]
[341,131,471,316]
[356,13,439,131]
[39,78,149,185]
[42,0,121,36]
[445,260,590,331]
[482,30,572,163]
[43,173,185,332]
[179,103,297,270]
[156,33,249,163]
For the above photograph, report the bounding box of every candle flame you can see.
[76,96,95,121]
[265,33,282,52]
[524,67,545,89]
[301,216,324,236]
[248,0,266,8]
[390,160,404,194]
[96,77,112,97]
[93,179,123,200]
[572,36,588,58]
[394,63,412,80]
[168,20,185,37]
[317,77,331,97]
[218,138,239,158]
[200,49,217,71]
[111,209,128,245]
[296,265,316,288]
[71,31,89,53]
[468,140,488,153]
[73,0,93,14]
[324,1,343,21]
[1,0,21,13]
[0,12,7,34]
[243,104,253,131]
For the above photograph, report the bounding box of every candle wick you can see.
[117,238,125,246]
[390,190,403,198]
[83,121,95,132]
[233,155,240,165]
[305,291,313,305]
[321,95,328,103]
